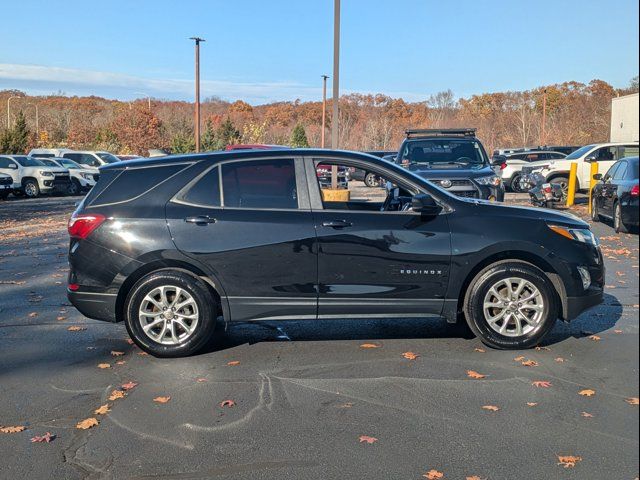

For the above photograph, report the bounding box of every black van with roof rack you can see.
[396,129,505,201]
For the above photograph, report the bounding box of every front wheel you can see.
[124,270,217,357]
[23,180,40,198]
[510,174,523,193]
[550,176,569,201]
[67,179,81,196]
[364,172,379,188]
[463,261,559,349]
[591,196,600,222]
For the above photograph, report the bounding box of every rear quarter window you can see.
[89,164,185,206]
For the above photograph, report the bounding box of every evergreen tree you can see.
[170,131,196,154]
[0,129,13,154]
[201,119,218,151]
[216,118,241,148]
[290,123,309,148]
[11,111,30,153]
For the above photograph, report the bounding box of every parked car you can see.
[0,173,12,199]
[67,149,603,357]
[591,156,639,233]
[225,144,287,151]
[498,151,566,192]
[538,145,581,156]
[351,151,397,187]
[34,157,99,195]
[396,129,504,201]
[0,155,71,198]
[28,148,74,158]
[117,155,142,161]
[524,142,639,197]
[59,151,121,168]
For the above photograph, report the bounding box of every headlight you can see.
[476,175,502,187]
[548,224,598,246]
[81,173,94,180]
[40,170,55,177]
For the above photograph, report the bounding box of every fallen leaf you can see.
[67,326,86,331]
[555,357,565,363]
[579,389,596,397]
[557,455,582,468]
[532,381,552,388]
[402,351,419,360]
[589,335,601,342]
[581,412,594,418]
[115,360,126,365]
[423,470,444,479]
[474,348,485,353]
[482,405,500,412]
[358,435,377,444]
[466,477,482,480]
[614,329,623,334]
[137,352,149,356]
[0,425,26,434]
[625,397,639,405]
[126,339,134,345]
[30,432,55,443]
[97,363,111,369]
[360,343,380,349]
[153,396,171,404]
[227,360,240,366]
[76,418,99,430]
[521,359,539,367]
[108,390,126,401]
[535,346,550,351]
[339,402,354,408]
[28,312,38,318]
[514,356,525,362]
[121,381,138,391]
[526,402,538,407]
[220,399,235,408]
[467,370,486,379]
[111,351,125,357]
[56,316,66,321]
[94,404,111,415]
[196,378,207,383]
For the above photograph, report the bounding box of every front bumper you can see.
[67,289,117,322]
[565,288,604,321]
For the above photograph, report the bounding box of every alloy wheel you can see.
[24,183,38,197]
[482,277,545,337]
[138,285,199,345]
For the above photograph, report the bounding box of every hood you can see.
[461,197,589,228]
[23,166,68,174]
[79,166,99,174]
[408,164,494,179]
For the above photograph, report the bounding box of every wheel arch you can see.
[115,259,229,324]
[447,250,567,323]
[21,176,39,186]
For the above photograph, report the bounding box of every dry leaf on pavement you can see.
[625,397,639,405]
[358,435,377,444]
[589,335,601,341]
[94,404,111,415]
[0,425,26,433]
[153,396,171,404]
[526,402,538,407]
[67,326,86,331]
[360,343,380,349]
[579,389,596,397]
[97,363,111,369]
[581,412,594,418]
[76,418,99,430]
[30,432,55,443]
[108,390,126,401]
[111,351,125,357]
[227,360,240,366]
[121,381,138,391]
[555,357,565,363]
[220,399,235,408]
[402,351,419,360]
[521,359,539,367]
[482,405,500,412]
[467,370,486,379]
[514,356,525,362]
[557,455,582,468]
[423,470,444,479]
[532,380,552,388]
[474,348,485,353]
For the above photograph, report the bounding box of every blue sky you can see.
[0,0,638,104]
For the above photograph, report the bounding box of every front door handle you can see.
[322,220,352,229]
[185,215,216,225]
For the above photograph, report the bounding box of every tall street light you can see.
[6,95,20,129]
[190,37,205,152]
[134,92,151,110]
[321,75,329,148]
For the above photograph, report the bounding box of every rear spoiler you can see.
[405,128,477,138]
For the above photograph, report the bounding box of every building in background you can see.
[610,93,639,142]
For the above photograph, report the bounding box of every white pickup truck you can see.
[0,155,71,198]
[525,142,639,195]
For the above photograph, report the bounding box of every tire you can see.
[124,270,217,357]
[463,261,559,350]
[591,196,600,222]
[0,192,8,200]
[510,174,523,193]
[364,172,379,188]
[550,176,569,200]
[23,179,40,198]
[613,202,629,234]
[67,179,81,196]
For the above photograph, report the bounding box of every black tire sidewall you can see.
[125,271,216,357]
[464,262,558,349]
[68,179,80,196]
[591,196,599,221]
[614,202,629,233]
[511,174,522,193]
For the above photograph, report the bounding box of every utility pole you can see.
[331,0,340,189]
[321,75,329,148]
[541,88,547,146]
[190,37,205,152]
[135,92,151,110]
[6,96,20,129]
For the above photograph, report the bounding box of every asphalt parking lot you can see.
[0,193,638,480]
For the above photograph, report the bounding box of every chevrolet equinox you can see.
[67,149,604,357]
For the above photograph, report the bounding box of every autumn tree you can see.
[111,105,164,156]
[290,123,309,147]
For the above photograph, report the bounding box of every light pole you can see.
[321,75,329,148]
[134,92,151,110]
[190,37,205,152]
[6,95,20,129]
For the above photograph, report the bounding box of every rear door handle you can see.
[322,220,352,229]
[185,215,216,225]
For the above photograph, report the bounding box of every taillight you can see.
[68,213,106,239]
[631,184,639,197]
[500,163,507,170]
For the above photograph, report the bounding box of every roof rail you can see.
[405,128,477,138]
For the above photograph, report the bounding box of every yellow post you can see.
[588,162,599,215]
[566,162,578,207]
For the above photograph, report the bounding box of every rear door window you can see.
[613,161,628,181]
[619,145,639,158]
[221,159,297,209]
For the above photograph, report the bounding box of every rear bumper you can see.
[565,288,604,321]
[67,289,117,322]
[621,202,639,226]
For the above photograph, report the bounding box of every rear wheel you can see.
[364,172,379,188]
[510,174,523,193]
[23,180,40,198]
[591,196,600,222]
[67,179,81,196]
[614,202,629,234]
[550,176,569,200]
[463,261,559,349]
[124,270,217,357]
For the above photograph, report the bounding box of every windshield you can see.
[59,158,80,169]
[15,156,45,167]
[400,139,488,167]
[97,152,120,163]
[565,145,593,160]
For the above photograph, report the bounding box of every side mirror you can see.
[412,193,441,215]
[585,155,597,163]
[593,173,603,181]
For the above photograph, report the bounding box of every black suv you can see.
[396,129,505,201]
[67,149,603,357]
